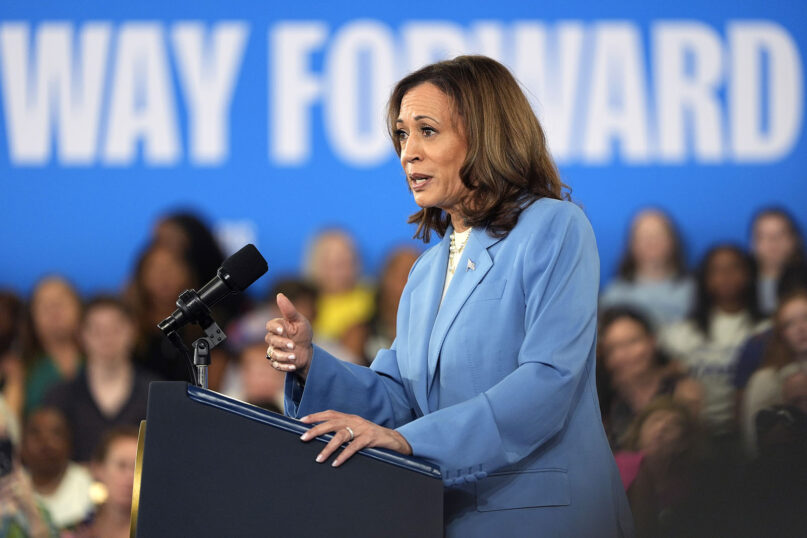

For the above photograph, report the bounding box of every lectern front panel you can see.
[135,382,443,537]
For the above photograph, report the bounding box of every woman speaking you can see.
[265,55,633,537]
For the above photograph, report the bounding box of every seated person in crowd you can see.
[127,243,202,384]
[613,398,701,538]
[304,229,375,360]
[741,289,807,453]
[661,245,767,437]
[598,306,702,448]
[601,209,694,328]
[44,296,156,462]
[0,405,59,537]
[733,262,807,392]
[749,208,805,315]
[73,426,140,538]
[20,407,93,530]
[22,276,84,417]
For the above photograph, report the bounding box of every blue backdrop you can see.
[1,0,805,297]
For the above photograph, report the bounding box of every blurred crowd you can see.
[0,207,805,537]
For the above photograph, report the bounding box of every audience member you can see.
[127,242,199,383]
[153,211,226,290]
[364,246,420,361]
[0,407,59,537]
[741,289,807,453]
[661,245,767,436]
[44,296,154,462]
[20,407,93,529]
[304,229,375,359]
[601,209,694,328]
[74,427,139,538]
[598,306,702,448]
[0,290,25,421]
[152,211,247,322]
[733,261,807,393]
[749,208,805,315]
[614,397,702,538]
[22,277,83,417]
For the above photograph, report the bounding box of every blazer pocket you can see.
[475,469,570,512]
[467,278,507,304]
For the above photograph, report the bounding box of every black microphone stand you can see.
[160,290,227,389]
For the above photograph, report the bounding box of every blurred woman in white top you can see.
[661,245,767,436]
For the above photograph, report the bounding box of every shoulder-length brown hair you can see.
[386,55,569,242]
[617,209,689,281]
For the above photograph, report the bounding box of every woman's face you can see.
[21,409,71,478]
[630,212,674,269]
[396,83,470,218]
[154,219,189,254]
[601,318,656,385]
[31,279,81,342]
[637,409,686,456]
[313,234,358,294]
[779,296,807,355]
[753,215,796,272]
[81,306,135,363]
[96,437,138,509]
[706,249,749,305]
[141,247,192,310]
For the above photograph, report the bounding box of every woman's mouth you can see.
[410,174,432,191]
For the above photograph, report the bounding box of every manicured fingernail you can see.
[276,327,283,334]
[288,354,295,360]
[300,433,309,440]
[287,364,296,371]
[332,460,339,467]
[286,342,294,350]
[316,454,324,463]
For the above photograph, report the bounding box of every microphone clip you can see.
[160,289,227,390]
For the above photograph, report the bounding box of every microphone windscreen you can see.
[221,244,268,291]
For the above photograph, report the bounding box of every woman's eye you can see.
[421,126,436,137]
[395,129,408,141]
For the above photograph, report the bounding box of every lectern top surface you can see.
[186,384,442,479]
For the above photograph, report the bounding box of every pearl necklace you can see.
[448,228,471,276]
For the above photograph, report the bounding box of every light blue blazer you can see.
[285,199,634,537]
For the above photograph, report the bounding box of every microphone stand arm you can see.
[162,289,227,390]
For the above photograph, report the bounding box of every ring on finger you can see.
[345,426,355,442]
[266,346,274,361]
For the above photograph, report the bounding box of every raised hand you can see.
[265,293,314,379]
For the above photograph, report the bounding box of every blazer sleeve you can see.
[284,342,416,428]
[396,205,600,485]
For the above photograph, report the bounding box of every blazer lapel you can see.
[426,228,501,400]
[406,232,450,415]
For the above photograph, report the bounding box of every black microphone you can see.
[158,244,267,335]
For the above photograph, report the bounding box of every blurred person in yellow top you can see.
[304,229,374,362]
